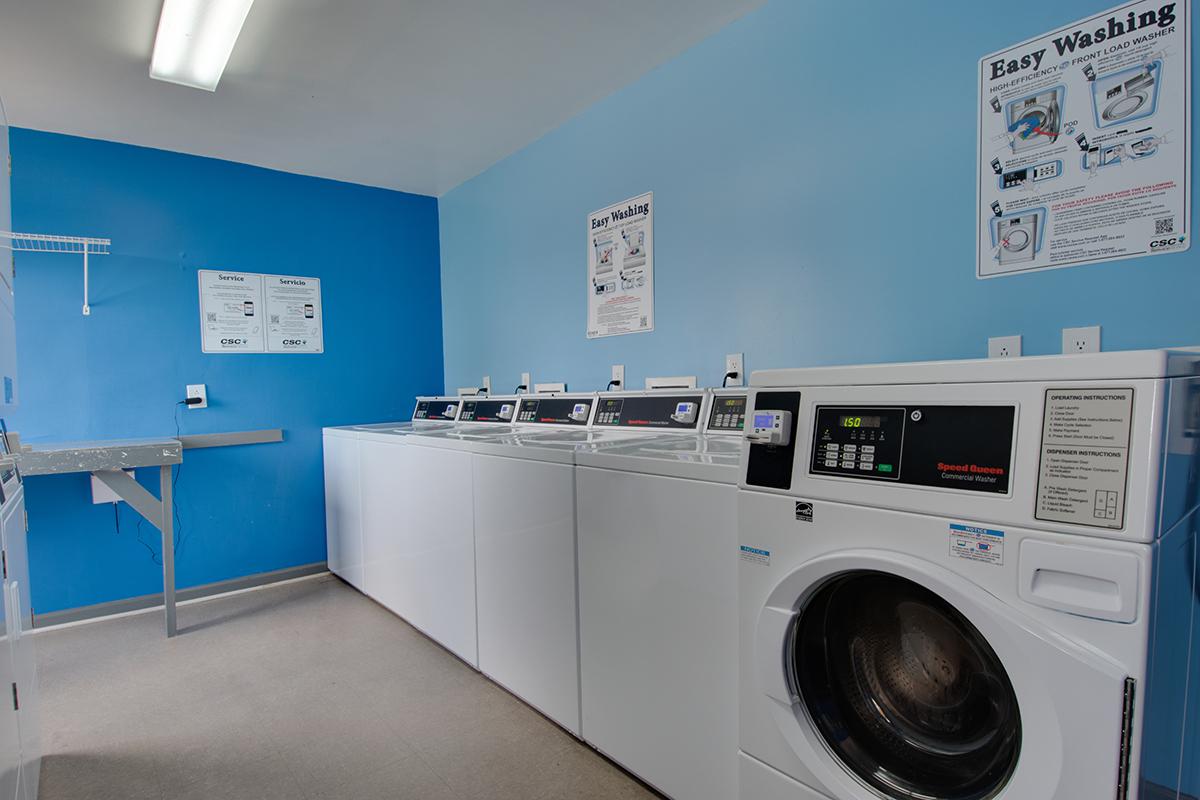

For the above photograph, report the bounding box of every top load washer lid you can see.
[575,433,742,483]
[751,349,1200,388]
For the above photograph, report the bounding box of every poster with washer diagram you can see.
[587,192,653,339]
[977,0,1190,278]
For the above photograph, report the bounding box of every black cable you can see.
[722,371,739,388]
[514,385,527,394]
[606,380,622,391]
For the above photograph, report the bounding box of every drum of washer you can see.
[1103,92,1147,122]
[789,571,1021,800]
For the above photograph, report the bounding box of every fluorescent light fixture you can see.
[150,0,255,91]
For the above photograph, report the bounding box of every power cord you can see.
[606,379,622,391]
[722,371,740,387]
[514,384,527,394]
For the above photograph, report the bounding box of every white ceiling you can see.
[0,0,763,196]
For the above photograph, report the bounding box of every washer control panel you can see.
[810,405,1016,494]
[594,394,706,430]
[413,398,459,420]
[516,396,593,426]
[706,394,748,432]
[459,399,518,423]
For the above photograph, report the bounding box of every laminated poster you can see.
[199,269,323,353]
[587,192,654,339]
[977,0,1190,278]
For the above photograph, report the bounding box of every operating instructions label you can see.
[1035,388,1134,529]
[977,0,1190,278]
[587,192,654,339]
[949,524,1005,566]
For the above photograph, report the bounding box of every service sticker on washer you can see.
[739,545,770,566]
[949,523,1005,566]
[1035,387,1134,529]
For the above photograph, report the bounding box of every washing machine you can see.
[323,396,461,591]
[1006,87,1062,153]
[738,350,1200,800]
[574,387,746,800]
[460,392,599,735]
[1093,62,1160,129]
[379,395,522,667]
[997,214,1037,267]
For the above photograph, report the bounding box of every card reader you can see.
[671,402,698,424]
[569,403,591,423]
[498,403,515,421]
[746,410,792,446]
[441,404,457,419]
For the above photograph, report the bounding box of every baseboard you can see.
[32,562,328,628]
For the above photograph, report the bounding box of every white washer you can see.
[389,395,522,667]
[323,396,462,592]
[469,390,711,732]
[739,350,1200,800]
[573,387,745,800]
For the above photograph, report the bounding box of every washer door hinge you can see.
[1116,676,1136,800]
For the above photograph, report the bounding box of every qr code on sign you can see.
[205,312,217,322]
[1155,217,1174,235]
[270,315,280,324]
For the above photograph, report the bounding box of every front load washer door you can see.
[1103,93,1148,122]
[790,571,1020,800]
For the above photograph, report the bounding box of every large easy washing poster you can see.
[977,0,1190,278]
[587,192,654,339]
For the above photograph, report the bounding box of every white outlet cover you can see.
[482,375,491,393]
[521,372,531,390]
[611,364,625,388]
[186,383,208,409]
[725,353,745,386]
[1062,326,1101,354]
[988,335,1022,359]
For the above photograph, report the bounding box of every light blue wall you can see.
[7,130,443,615]
[439,0,1199,393]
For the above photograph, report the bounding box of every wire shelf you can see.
[0,231,111,255]
[0,231,112,315]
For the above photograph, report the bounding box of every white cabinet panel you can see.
[323,433,364,590]
[474,454,579,734]
[360,439,415,616]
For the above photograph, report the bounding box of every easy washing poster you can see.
[977,0,1190,278]
[587,192,654,339]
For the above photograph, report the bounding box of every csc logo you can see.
[283,339,307,346]
[221,338,246,345]
[1151,236,1186,249]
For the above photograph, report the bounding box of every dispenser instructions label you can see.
[1036,387,1134,528]
[587,192,654,339]
[199,270,323,353]
[949,524,1005,566]
[977,0,1190,278]
[198,270,265,353]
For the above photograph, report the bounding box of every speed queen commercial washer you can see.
[739,351,1200,800]
[574,387,746,800]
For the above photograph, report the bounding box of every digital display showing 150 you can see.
[839,415,882,428]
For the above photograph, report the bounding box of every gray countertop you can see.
[16,438,183,476]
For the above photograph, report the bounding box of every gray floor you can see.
[35,575,659,800]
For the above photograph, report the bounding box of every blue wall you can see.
[438,0,1200,392]
[8,130,443,615]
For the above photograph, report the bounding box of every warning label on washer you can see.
[949,523,1005,565]
[1036,388,1134,528]
[739,545,770,567]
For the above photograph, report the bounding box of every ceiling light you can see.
[149,0,255,91]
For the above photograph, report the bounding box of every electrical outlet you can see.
[482,375,491,394]
[186,384,208,409]
[521,372,531,391]
[988,336,1022,359]
[1062,325,1101,354]
[725,353,745,386]
[611,365,625,389]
